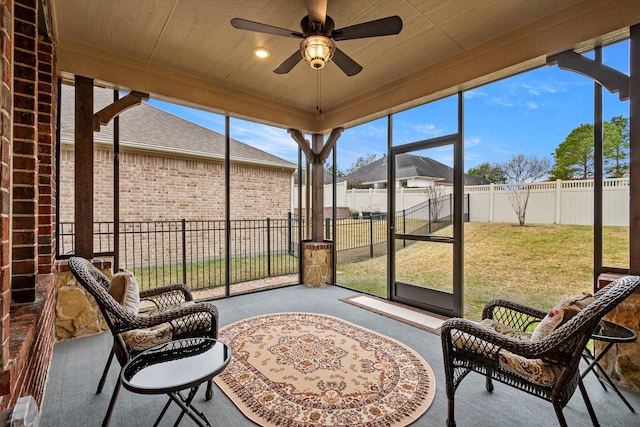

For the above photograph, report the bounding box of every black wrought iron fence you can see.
[320,194,469,260]
[59,217,299,291]
[396,193,468,236]
[58,194,468,291]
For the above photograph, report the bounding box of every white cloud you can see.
[521,82,560,96]
[413,123,442,136]
[464,89,487,99]
[229,120,299,162]
[464,136,481,148]
[492,97,515,107]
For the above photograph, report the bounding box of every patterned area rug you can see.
[214,312,435,427]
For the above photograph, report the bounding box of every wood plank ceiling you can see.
[52,0,639,134]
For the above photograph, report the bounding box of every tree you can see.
[467,162,506,184]
[424,184,447,222]
[502,154,551,226]
[343,154,378,176]
[324,163,344,177]
[604,115,629,178]
[549,124,594,180]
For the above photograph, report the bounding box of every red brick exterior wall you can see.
[0,0,57,411]
[37,38,55,274]
[0,0,13,377]
[12,0,39,303]
[59,146,293,223]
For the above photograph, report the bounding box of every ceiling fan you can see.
[231,0,403,76]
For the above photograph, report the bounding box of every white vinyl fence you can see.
[293,178,629,226]
[466,178,629,226]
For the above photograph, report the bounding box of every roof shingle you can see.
[59,85,295,169]
[340,154,489,185]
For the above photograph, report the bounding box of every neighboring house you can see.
[59,85,297,224]
[339,153,490,188]
[294,171,335,185]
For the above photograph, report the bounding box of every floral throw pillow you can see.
[530,293,594,341]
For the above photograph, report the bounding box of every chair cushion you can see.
[480,318,532,341]
[530,293,594,341]
[453,321,562,387]
[121,323,173,352]
[108,269,141,316]
[497,350,564,387]
[451,320,530,358]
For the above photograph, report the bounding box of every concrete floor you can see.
[40,285,640,427]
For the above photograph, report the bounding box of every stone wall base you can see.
[53,259,112,340]
[596,273,640,391]
[301,241,333,288]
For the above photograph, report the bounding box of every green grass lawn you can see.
[131,253,298,291]
[336,222,629,321]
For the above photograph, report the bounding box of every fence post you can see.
[288,212,293,255]
[450,194,453,225]
[428,199,432,234]
[267,218,271,277]
[325,217,331,240]
[489,183,494,222]
[466,194,470,222]
[555,179,562,224]
[403,209,406,248]
[369,215,374,258]
[181,219,187,285]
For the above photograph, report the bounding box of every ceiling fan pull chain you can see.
[316,71,323,113]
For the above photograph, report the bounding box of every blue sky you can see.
[147,40,630,172]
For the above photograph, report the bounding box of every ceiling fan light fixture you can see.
[300,35,335,69]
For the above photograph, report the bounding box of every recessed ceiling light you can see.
[254,48,270,59]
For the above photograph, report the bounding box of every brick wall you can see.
[0,0,57,411]
[12,0,39,303]
[59,145,293,223]
[0,0,13,377]
[36,38,56,274]
[5,275,54,408]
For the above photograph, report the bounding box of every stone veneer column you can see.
[301,241,333,288]
[596,274,640,391]
[54,260,111,339]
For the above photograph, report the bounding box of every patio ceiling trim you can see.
[55,1,638,135]
[317,1,636,132]
[56,39,319,132]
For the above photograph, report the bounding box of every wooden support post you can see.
[630,24,640,275]
[289,128,343,243]
[93,91,149,131]
[74,76,94,259]
[311,134,324,242]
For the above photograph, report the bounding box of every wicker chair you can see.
[441,275,640,427]
[68,256,219,427]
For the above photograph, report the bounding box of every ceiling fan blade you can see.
[305,0,327,26]
[332,15,403,41]
[231,18,303,38]
[274,51,303,74]
[332,48,362,76]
